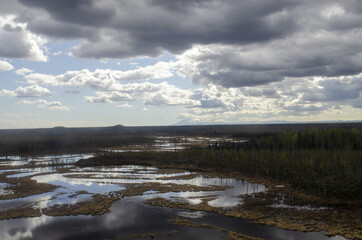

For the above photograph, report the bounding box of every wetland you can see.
[0,123,361,239]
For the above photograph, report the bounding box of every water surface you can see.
[0,152,347,240]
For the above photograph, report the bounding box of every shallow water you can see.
[28,165,264,209]
[101,136,245,152]
[0,183,13,195]
[0,153,347,240]
[0,154,94,167]
[0,200,345,240]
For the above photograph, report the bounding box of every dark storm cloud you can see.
[19,0,116,27]
[176,27,362,87]
[303,78,362,102]
[1,0,362,92]
[16,0,300,58]
[149,0,210,11]
[352,100,362,109]
[27,18,97,40]
[0,24,41,59]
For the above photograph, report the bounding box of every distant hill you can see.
[0,122,361,137]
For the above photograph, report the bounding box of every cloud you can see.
[144,90,195,106]
[18,99,69,110]
[84,91,133,103]
[83,81,245,111]
[5,0,359,90]
[0,85,52,98]
[84,81,196,106]
[189,85,244,109]
[0,0,360,96]
[1,0,361,124]
[23,0,298,59]
[18,65,361,122]
[15,0,299,59]
[0,60,14,71]
[175,30,362,87]
[15,67,33,75]
[24,62,174,88]
[351,97,362,108]
[176,74,362,123]
[302,76,362,102]
[0,15,47,61]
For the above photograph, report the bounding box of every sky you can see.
[0,0,361,129]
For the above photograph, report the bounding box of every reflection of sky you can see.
[6,167,56,178]
[0,154,94,167]
[270,203,329,211]
[0,155,347,240]
[76,166,158,172]
[177,211,205,219]
[0,201,347,240]
[31,166,265,209]
[0,172,124,211]
[102,136,246,153]
[0,183,13,195]
[0,190,94,210]
[208,196,240,208]
[30,154,95,165]
[0,157,28,166]
[1,161,265,210]
[33,174,125,194]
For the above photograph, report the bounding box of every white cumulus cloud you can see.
[0,85,52,98]
[18,99,69,110]
[15,67,33,76]
[24,61,175,89]
[0,60,13,71]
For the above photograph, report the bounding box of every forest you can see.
[187,128,362,200]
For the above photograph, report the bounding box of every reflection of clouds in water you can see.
[270,203,329,211]
[103,136,242,152]
[177,211,205,219]
[31,154,94,164]
[208,196,240,208]
[0,160,28,167]
[0,154,94,168]
[0,202,175,240]
[75,165,158,172]
[104,201,140,228]
[6,167,55,178]
[0,193,51,210]
[33,174,125,194]
[88,171,191,179]
[0,216,48,240]
[1,164,265,215]
[0,191,92,211]
[0,173,124,211]
[0,183,14,195]
[32,167,264,208]
[262,225,347,240]
[0,201,345,240]
[0,156,348,240]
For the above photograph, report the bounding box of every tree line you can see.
[184,128,361,200]
[0,134,153,156]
